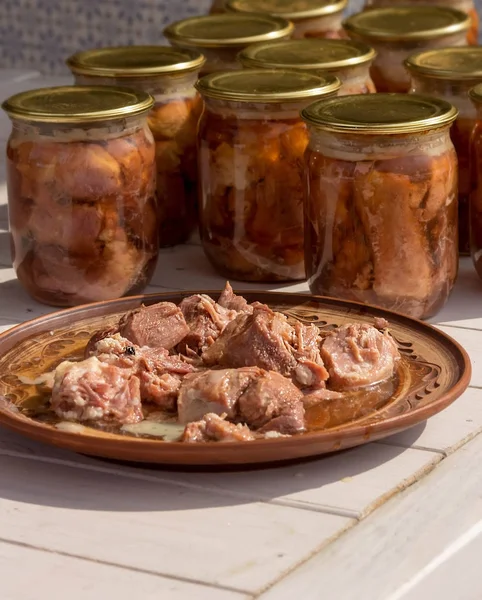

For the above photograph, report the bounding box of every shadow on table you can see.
[0,204,7,223]
[0,423,427,512]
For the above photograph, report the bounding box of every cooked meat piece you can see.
[374,317,389,330]
[181,413,255,443]
[217,282,253,314]
[89,333,195,411]
[291,322,329,389]
[177,367,261,424]
[238,371,305,435]
[119,302,190,350]
[353,167,433,304]
[84,326,120,358]
[302,388,345,409]
[50,356,142,424]
[321,324,400,391]
[202,305,296,375]
[177,291,239,352]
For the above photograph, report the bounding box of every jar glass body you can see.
[327,63,376,95]
[469,105,482,279]
[409,75,478,255]
[364,0,478,45]
[291,12,345,39]
[170,42,289,75]
[209,0,227,13]
[198,97,315,282]
[75,71,202,247]
[6,115,158,307]
[304,126,458,319]
[347,31,468,92]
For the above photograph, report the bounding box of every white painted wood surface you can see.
[0,69,482,599]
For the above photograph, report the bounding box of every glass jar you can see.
[209,0,226,13]
[67,46,205,248]
[164,14,294,75]
[363,0,478,46]
[238,38,377,95]
[406,47,482,256]
[226,0,347,39]
[196,69,340,282]
[343,7,470,92]
[1,86,158,307]
[469,84,482,280]
[302,93,459,320]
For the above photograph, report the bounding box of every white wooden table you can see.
[1,70,482,600]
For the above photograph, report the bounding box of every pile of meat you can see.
[7,127,158,306]
[48,283,401,443]
[199,109,309,282]
[149,95,203,247]
[304,149,459,320]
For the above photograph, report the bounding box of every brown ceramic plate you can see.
[0,291,472,466]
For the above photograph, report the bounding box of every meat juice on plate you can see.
[343,6,470,92]
[164,14,294,75]
[67,46,206,247]
[302,93,459,320]
[11,284,405,443]
[406,47,482,255]
[2,86,159,307]
[196,69,341,282]
[226,0,348,40]
[363,0,479,46]
[238,38,377,95]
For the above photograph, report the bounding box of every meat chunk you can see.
[291,322,329,389]
[321,324,400,391]
[119,302,190,350]
[202,305,329,390]
[177,367,261,424]
[238,371,305,435]
[177,283,252,353]
[374,317,389,330]
[302,388,345,409]
[84,326,120,358]
[90,333,195,411]
[177,293,238,352]
[181,413,255,443]
[217,282,253,314]
[50,356,142,424]
[202,305,296,375]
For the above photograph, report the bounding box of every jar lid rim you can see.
[1,85,154,123]
[302,93,458,134]
[238,38,376,71]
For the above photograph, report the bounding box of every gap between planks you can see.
[0,443,442,521]
[0,536,252,597]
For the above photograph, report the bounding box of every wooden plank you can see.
[0,540,248,600]
[0,454,351,594]
[0,426,441,520]
[257,431,482,600]
[392,524,482,600]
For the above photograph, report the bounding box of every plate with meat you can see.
[0,284,471,466]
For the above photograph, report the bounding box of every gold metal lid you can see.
[301,93,458,134]
[226,0,347,20]
[343,7,470,42]
[164,14,294,48]
[469,83,482,104]
[238,39,376,71]
[195,68,340,102]
[405,47,482,81]
[1,85,154,123]
[66,46,205,77]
